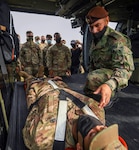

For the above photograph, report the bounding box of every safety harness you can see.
[26,78,128,150]
[48,80,101,150]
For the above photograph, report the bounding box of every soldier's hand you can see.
[15,66,20,73]
[93,84,112,108]
[21,65,24,70]
[49,70,54,77]
[53,76,62,81]
[36,66,44,78]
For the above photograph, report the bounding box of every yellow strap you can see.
[0,90,8,131]
[0,25,6,31]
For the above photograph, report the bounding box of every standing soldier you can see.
[42,34,53,76]
[39,35,47,50]
[19,31,42,77]
[47,32,71,77]
[70,40,82,74]
[34,36,40,45]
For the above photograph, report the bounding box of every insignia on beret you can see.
[85,6,108,24]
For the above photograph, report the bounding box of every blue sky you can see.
[11,11,116,47]
[11,11,83,47]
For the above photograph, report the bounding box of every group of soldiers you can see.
[17,31,82,80]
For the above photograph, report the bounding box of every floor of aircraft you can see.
[5,73,139,150]
[63,73,139,150]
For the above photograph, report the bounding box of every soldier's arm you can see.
[105,39,134,91]
[43,48,47,66]
[46,48,53,71]
[37,46,43,66]
[19,47,25,66]
[66,47,72,70]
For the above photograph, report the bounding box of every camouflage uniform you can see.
[6,62,17,83]
[22,76,105,150]
[42,44,53,76]
[47,44,71,76]
[39,43,47,51]
[19,40,42,77]
[84,27,134,96]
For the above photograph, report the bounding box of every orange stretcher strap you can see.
[65,148,76,150]
[65,136,128,150]
[12,48,15,60]
[119,136,128,150]
[0,25,6,31]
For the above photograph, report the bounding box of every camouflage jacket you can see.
[46,44,71,74]
[19,41,42,67]
[42,44,53,66]
[89,26,134,90]
[22,76,105,150]
[39,43,47,51]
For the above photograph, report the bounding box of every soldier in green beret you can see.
[84,6,134,108]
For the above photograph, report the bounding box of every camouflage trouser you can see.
[52,70,67,77]
[84,68,115,97]
[24,66,39,77]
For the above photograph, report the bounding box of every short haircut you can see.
[46,34,52,38]
[26,31,33,34]
[54,32,60,37]
[35,36,40,40]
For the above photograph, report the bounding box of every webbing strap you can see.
[0,46,8,75]
[82,105,100,120]
[60,89,100,121]
[48,80,67,150]
[48,80,59,89]
[53,99,68,150]
[54,100,67,141]
[47,80,102,150]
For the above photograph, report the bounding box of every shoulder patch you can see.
[108,31,131,48]
[108,31,123,40]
